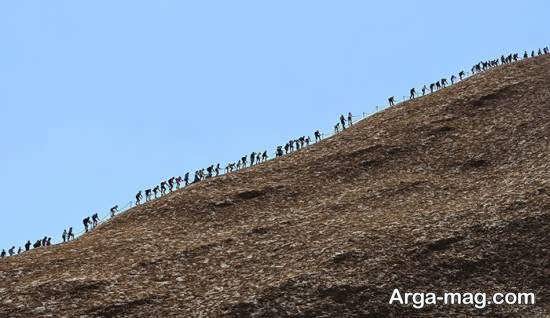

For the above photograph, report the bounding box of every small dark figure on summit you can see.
[135,191,143,205]
[145,189,152,202]
[110,205,118,218]
[68,227,75,241]
[83,217,91,232]
[92,213,99,228]
[314,130,321,142]
[347,112,353,126]
[388,96,395,106]
[409,88,416,99]
[339,114,346,130]
[25,240,31,251]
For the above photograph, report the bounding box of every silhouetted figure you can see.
[193,171,200,183]
[334,123,340,133]
[441,78,448,87]
[250,152,256,166]
[46,238,51,246]
[435,81,441,90]
[83,217,91,232]
[340,115,346,129]
[459,71,465,80]
[25,240,31,251]
[206,166,213,178]
[429,83,435,93]
[68,227,74,241]
[262,151,268,161]
[110,205,118,218]
[33,240,41,249]
[215,164,220,176]
[450,75,456,84]
[256,153,261,164]
[236,161,242,170]
[276,146,283,157]
[92,213,99,228]
[531,50,535,57]
[1,250,5,258]
[145,189,152,202]
[421,85,427,96]
[409,88,416,99]
[151,186,159,198]
[388,96,395,106]
[160,181,167,195]
[314,130,321,142]
[347,112,353,126]
[544,47,549,54]
[241,156,247,167]
[538,49,542,55]
[62,229,67,243]
[176,176,182,188]
[305,136,310,146]
[17,247,22,254]
[8,247,15,256]
[168,177,175,191]
[41,236,47,246]
[135,191,143,205]
[184,172,190,186]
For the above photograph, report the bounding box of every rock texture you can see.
[1,55,549,317]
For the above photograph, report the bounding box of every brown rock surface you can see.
[1,55,549,317]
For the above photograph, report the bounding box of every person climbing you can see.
[429,83,435,93]
[135,191,143,205]
[305,136,310,146]
[24,240,31,251]
[421,85,427,96]
[193,171,201,183]
[62,229,67,243]
[314,130,321,142]
[441,78,448,87]
[41,236,48,246]
[459,71,465,80]
[206,166,213,178]
[241,156,247,167]
[388,96,395,106]
[409,88,416,99]
[256,153,261,164]
[46,238,51,246]
[151,186,159,198]
[168,177,175,191]
[8,247,15,256]
[340,114,346,129]
[334,123,340,133]
[451,75,457,84]
[262,150,268,162]
[145,189,152,202]
[176,176,182,188]
[1,250,5,258]
[68,227,74,241]
[160,181,167,195]
[284,143,290,154]
[531,50,535,57]
[276,146,283,157]
[184,172,190,186]
[83,217,91,233]
[215,164,220,176]
[110,205,118,218]
[435,81,441,90]
[236,161,242,170]
[347,112,353,126]
[33,240,41,249]
[538,49,542,55]
[250,152,256,166]
[17,247,22,254]
[92,213,99,228]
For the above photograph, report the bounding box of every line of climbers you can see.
[2,45,549,260]
[387,46,549,107]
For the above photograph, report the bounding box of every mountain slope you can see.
[1,55,549,317]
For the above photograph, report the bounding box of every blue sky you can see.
[0,1,548,249]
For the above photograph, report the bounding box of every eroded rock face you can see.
[1,55,549,317]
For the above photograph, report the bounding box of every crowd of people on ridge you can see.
[2,45,549,261]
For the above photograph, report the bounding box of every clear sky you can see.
[0,1,548,249]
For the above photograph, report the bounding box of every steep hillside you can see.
[1,55,549,317]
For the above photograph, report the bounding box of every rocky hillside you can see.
[0,55,549,317]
